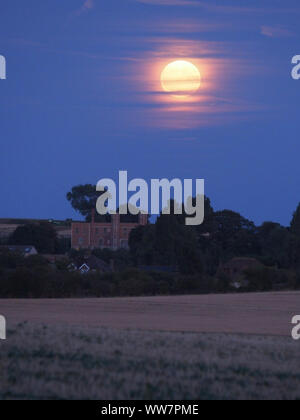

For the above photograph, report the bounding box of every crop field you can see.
[0,291,299,335]
[0,292,299,400]
[0,323,300,400]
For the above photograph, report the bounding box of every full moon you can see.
[161,60,201,96]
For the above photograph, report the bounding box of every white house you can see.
[4,245,38,257]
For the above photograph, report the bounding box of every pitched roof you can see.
[0,245,37,254]
[223,257,263,270]
[85,255,110,271]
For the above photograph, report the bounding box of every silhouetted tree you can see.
[9,222,57,254]
[291,203,300,237]
[67,184,110,222]
[129,200,202,274]
[212,210,259,258]
[258,221,300,269]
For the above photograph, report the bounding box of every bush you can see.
[0,260,299,299]
[244,267,296,292]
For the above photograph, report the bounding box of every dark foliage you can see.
[8,222,57,254]
[1,198,300,298]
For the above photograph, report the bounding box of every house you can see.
[218,257,263,289]
[72,255,112,274]
[55,227,71,240]
[79,263,90,274]
[67,262,77,272]
[71,212,148,250]
[84,255,111,272]
[1,245,38,257]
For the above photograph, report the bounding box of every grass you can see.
[0,323,300,400]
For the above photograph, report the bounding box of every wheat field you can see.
[0,292,299,400]
[0,323,300,400]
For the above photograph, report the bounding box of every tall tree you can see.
[66,184,110,222]
[291,203,300,237]
[129,201,202,274]
[212,210,259,258]
[258,222,295,268]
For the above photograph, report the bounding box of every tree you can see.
[212,210,259,258]
[129,201,202,274]
[291,203,300,237]
[195,196,215,235]
[258,221,300,269]
[129,224,156,266]
[0,248,24,269]
[67,184,110,222]
[9,222,57,254]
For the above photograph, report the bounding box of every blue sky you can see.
[0,0,299,225]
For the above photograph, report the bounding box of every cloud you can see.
[113,34,268,130]
[261,25,293,38]
[74,0,95,16]
[135,0,300,14]
[136,0,199,5]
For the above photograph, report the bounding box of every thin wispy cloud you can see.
[74,0,95,16]
[136,0,199,5]
[261,25,293,38]
[113,34,269,130]
[136,0,300,14]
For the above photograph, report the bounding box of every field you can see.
[0,292,299,400]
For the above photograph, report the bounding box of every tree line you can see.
[0,183,300,298]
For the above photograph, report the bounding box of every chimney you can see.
[89,208,96,249]
[139,213,148,226]
[91,208,95,225]
[112,213,120,250]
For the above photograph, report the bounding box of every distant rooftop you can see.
[0,245,38,254]
[0,218,74,226]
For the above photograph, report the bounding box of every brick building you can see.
[71,213,148,250]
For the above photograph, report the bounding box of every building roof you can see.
[0,245,37,254]
[74,255,111,272]
[222,257,263,270]
[0,218,72,226]
[85,255,111,271]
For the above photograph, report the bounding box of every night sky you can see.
[0,0,299,225]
